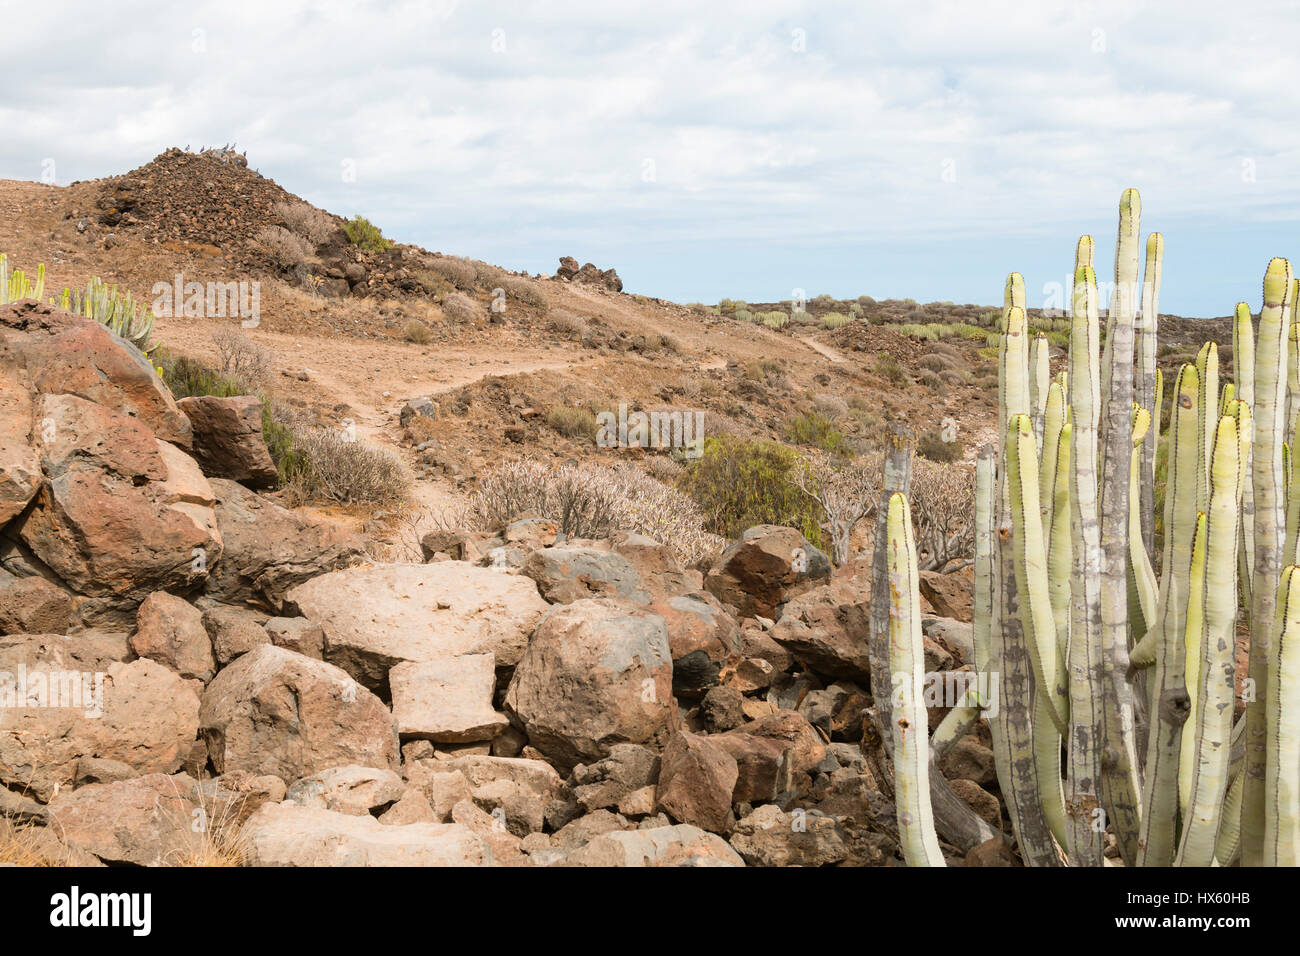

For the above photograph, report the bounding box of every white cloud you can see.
[1,0,1297,310]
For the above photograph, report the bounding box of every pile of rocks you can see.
[0,301,999,866]
[555,256,623,293]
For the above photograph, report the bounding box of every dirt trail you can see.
[799,336,846,363]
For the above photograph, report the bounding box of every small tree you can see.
[794,452,880,566]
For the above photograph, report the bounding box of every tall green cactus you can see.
[886,188,1300,868]
[885,491,945,867]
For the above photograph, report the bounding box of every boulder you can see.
[655,731,738,833]
[504,599,676,771]
[523,546,651,604]
[613,533,703,600]
[389,654,508,742]
[938,737,997,786]
[919,569,974,623]
[285,765,406,816]
[655,591,741,697]
[705,525,831,619]
[131,590,215,681]
[264,616,325,659]
[406,755,566,835]
[770,578,871,682]
[205,478,364,610]
[378,789,439,825]
[176,395,278,488]
[46,773,201,866]
[0,573,74,636]
[199,644,398,783]
[566,824,743,866]
[15,395,221,605]
[285,563,548,693]
[503,517,558,550]
[0,300,191,447]
[201,604,270,664]
[570,744,660,813]
[0,635,200,801]
[240,803,491,866]
[729,804,849,867]
[699,686,746,732]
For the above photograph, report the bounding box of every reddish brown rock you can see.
[705,525,831,619]
[504,599,676,772]
[131,591,216,681]
[655,731,738,833]
[199,644,398,783]
[919,569,974,623]
[177,395,278,488]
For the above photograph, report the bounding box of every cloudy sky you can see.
[3,0,1298,316]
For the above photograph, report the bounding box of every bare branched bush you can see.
[273,200,337,246]
[812,393,849,421]
[442,292,480,324]
[212,326,273,387]
[794,451,882,566]
[255,225,313,271]
[910,457,975,572]
[286,427,411,505]
[460,459,723,565]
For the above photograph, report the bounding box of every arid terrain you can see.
[0,150,1240,868]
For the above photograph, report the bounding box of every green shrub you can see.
[678,435,823,546]
[546,405,598,439]
[820,312,852,329]
[343,215,393,252]
[785,411,848,454]
[734,309,754,322]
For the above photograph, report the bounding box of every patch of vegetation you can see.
[403,319,432,344]
[286,427,410,505]
[917,430,962,462]
[785,411,849,454]
[545,405,599,439]
[343,215,393,252]
[678,435,824,546]
[876,353,908,386]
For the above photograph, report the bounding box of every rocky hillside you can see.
[0,150,1233,867]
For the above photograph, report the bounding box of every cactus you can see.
[0,253,155,353]
[885,491,945,867]
[886,188,1300,868]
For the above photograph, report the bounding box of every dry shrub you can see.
[273,200,337,246]
[462,459,724,565]
[442,292,480,324]
[212,326,273,387]
[286,427,411,505]
[910,458,974,571]
[403,319,433,344]
[497,276,546,309]
[917,429,962,462]
[918,353,956,372]
[548,310,588,338]
[545,405,598,439]
[812,393,849,420]
[425,257,479,290]
[254,225,313,271]
[642,455,685,482]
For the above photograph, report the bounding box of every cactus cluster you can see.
[0,254,154,353]
[886,189,1300,866]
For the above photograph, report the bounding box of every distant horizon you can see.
[3,2,1295,321]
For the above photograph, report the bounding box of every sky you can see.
[2,0,1298,317]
